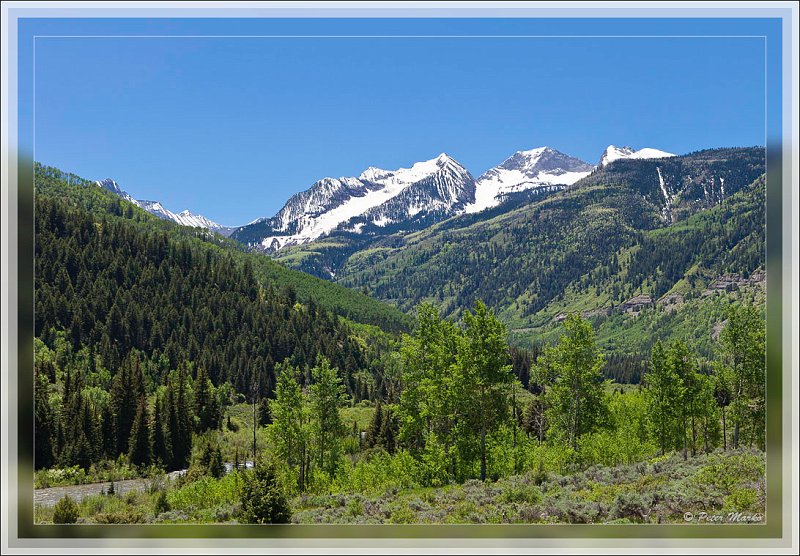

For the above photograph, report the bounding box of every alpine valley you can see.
[33,141,767,526]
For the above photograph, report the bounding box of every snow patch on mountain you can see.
[465,147,593,214]
[599,145,675,167]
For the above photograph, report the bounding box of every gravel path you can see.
[34,471,185,507]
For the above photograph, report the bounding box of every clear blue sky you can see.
[26,18,774,225]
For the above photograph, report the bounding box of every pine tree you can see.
[240,462,290,524]
[379,408,398,454]
[128,396,152,467]
[151,392,172,468]
[365,401,384,449]
[194,366,219,432]
[34,365,54,469]
[258,397,272,427]
[168,365,193,470]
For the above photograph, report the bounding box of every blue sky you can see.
[26,18,774,225]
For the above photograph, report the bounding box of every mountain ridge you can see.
[95,178,236,236]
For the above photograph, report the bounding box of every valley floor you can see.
[34,448,765,525]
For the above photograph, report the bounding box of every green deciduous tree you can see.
[268,363,312,490]
[718,303,766,449]
[645,340,683,455]
[398,303,462,479]
[309,356,348,478]
[458,301,514,481]
[535,314,609,450]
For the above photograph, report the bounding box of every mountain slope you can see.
[305,147,764,356]
[523,173,766,357]
[35,163,412,334]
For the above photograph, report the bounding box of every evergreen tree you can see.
[111,354,145,455]
[378,408,398,454]
[34,366,54,469]
[194,366,219,432]
[258,397,272,427]
[365,401,384,449]
[151,392,172,468]
[128,396,152,466]
[240,462,290,524]
[168,365,193,470]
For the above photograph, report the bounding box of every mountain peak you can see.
[465,146,593,214]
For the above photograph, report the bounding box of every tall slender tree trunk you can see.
[721,406,727,450]
[572,392,581,451]
[682,414,688,461]
[480,427,487,482]
[690,407,696,457]
[299,443,305,491]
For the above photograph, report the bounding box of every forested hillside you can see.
[33,163,410,472]
[34,164,412,334]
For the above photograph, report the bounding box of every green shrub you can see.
[52,495,79,524]
[346,497,364,517]
[153,490,171,516]
[168,473,242,513]
[240,463,291,524]
[610,491,654,522]
[500,481,542,505]
[388,503,416,524]
[724,487,758,512]
[93,509,146,524]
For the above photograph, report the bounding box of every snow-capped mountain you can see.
[465,147,594,214]
[235,153,476,251]
[97,178,141,206]
[95,179,235,237]
[348,153,476,230]
[599,145,675,167]
[235,144,680,252]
